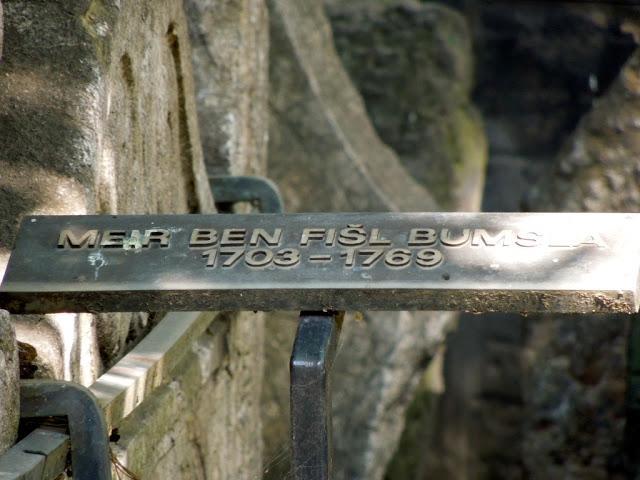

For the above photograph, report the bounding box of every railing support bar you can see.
[290,311,341,480]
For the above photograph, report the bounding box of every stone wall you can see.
[1,0,214,382]
[112,313,265,479]
[0,0,266,478]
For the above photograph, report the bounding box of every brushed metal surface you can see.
[1,212,638,314]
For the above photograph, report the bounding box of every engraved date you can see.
[201,247,301,269]
[198,246,443,270]
[341,247,443,269]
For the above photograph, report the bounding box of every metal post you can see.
[290,312,341,480]
[625,314,640,475]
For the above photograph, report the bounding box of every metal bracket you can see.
[209,175,284,214]
[290,312,341,480]
[15,380,111,480]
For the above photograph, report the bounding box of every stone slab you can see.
[90,311,218,427]
[0,429,69,480]
[1,213,639,314]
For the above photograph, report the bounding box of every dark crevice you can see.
[167,23,199,213]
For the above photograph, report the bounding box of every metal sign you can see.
[1,212,639,314]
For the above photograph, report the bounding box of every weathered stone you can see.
[331,311,454,480]
[0,0,214,381]
[267,0,438,214]
[534,49,640,213]
[523,314,628,479]
[112,312,264,480]
[319,1,487,478]
[181,3,271,477]
[383,365,441,480]
[263,1,482,478]
[461,3,636,212]
[185,0,269,176]
[326,0,487,210]
[519,47,640,479]
[12,316,64,380]
[421,7,638,479]
[1,1,266,478]
[0,310,19,455]
[424,313,529,479]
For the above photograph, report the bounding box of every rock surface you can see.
[185,0,269,176]
[422,313,529,479]
[326,0,486,211]
[263,1,483,478]
[0,311,18,455]
[0,1,265,477]
[267,0,439,214]
[113,312,265,480]
[535,48,640,213]
[519,46,640,480]
[0,0,214,381]
[461,3,636,212]
[422,6,638,479]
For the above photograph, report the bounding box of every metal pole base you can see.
[290,312,341,480]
